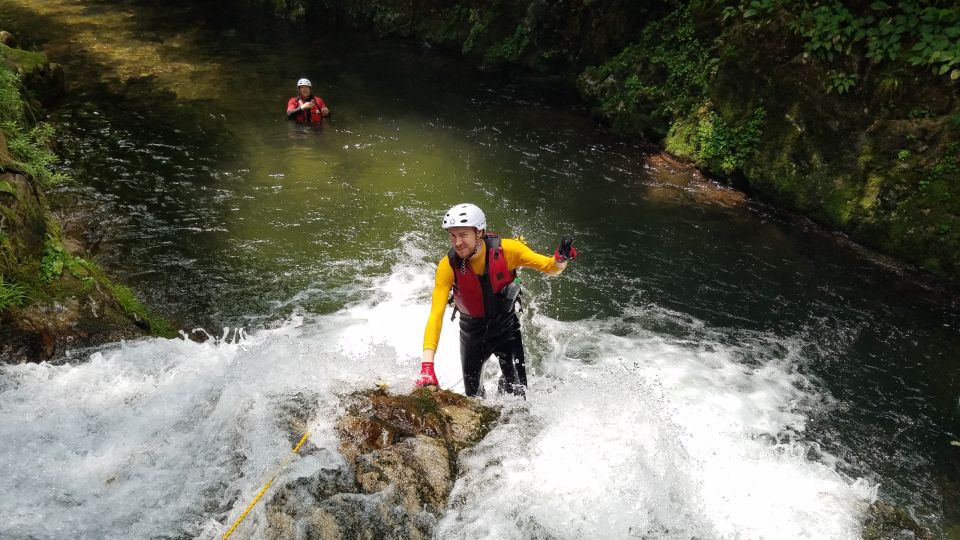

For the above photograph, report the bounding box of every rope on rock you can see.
[221,431,311,540]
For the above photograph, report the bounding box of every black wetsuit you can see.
[457,282,526,398]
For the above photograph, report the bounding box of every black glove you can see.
[554,235,577,262]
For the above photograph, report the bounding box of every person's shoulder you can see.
[500,237,531,252]
[436,252,453,267]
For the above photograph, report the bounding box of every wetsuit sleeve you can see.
[423,257,455,351]
[286,97,301,117]
[315,96,330,117]
[502,238,562,274]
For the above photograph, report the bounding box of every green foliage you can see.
[4,122,70,187]
[462,7,494,55]
[897,149,912,160]
[930,142,960,181]
[0,68,24,125]
[826,70,859,94]
[0,274,28,311]
[40,233,66,283]
[669,106,767,174]
[483,24,530,65]
[581,5,717,135]
[0,64,69,187]
[0,180,17,197]
[724,1,960,85]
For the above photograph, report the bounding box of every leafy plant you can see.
[40,233,66,283]
[826,70,859,94]
[4,122,70,187]
[582,5,718,134]
[670,106,768,174]
[697,107,767,173]
[897,149,912,160]
[724,1,960,87]
[0,68,24,125]
[0,275,28,311]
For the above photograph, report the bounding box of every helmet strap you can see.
[470,232,483,258]
[458,232,483,275]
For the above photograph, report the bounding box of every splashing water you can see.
[0,255,875,539]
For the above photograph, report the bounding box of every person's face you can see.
[298,85,311,98]
[448,227,481,259]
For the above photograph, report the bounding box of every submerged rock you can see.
[264,387,499,539]
[861,501,934,540]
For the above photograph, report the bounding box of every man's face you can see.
[448,227,480,259]
[298,86,311,98]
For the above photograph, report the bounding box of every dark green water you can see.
[2,0,960,534]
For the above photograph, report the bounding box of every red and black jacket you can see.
[448,234,516,319]
[286,96,326,123]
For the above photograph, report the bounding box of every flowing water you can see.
[1,0,959,538]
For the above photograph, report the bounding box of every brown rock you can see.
[0,31,15,48]
[263,387,499,539]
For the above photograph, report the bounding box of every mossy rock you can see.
[0,42,64,103]
[0,260,175,363]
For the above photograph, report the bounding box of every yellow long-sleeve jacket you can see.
[422,237,561,351]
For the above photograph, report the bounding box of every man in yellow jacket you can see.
[415,203,577,397]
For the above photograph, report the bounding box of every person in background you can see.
[415,203,577,398]
[286,78,330,123]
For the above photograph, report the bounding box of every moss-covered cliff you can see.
[246,0,959,284]
[0,34,174,363]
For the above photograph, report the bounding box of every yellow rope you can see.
[221,431,311,540]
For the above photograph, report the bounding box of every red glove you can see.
[415,362,439,387]
[554,235,577,262]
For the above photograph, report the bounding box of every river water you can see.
[1,0,959,538]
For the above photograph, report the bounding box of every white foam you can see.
[0,260,875,538]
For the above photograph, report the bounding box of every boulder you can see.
[0,31,15,48]
[263,387,499,539]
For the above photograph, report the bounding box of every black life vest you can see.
[448,235,516,319]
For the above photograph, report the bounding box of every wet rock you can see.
[264,387,499,539]
[0,288,148,363]
[861,501,934,540]
[0,171,155,362]
[0,31,15,48]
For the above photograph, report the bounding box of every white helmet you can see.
[296,78,312,88]
[442,203,486,230]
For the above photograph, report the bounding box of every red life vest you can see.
[286,96,326,123]
[448,235,516,319]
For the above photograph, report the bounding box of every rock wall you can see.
[0,32,172,363]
